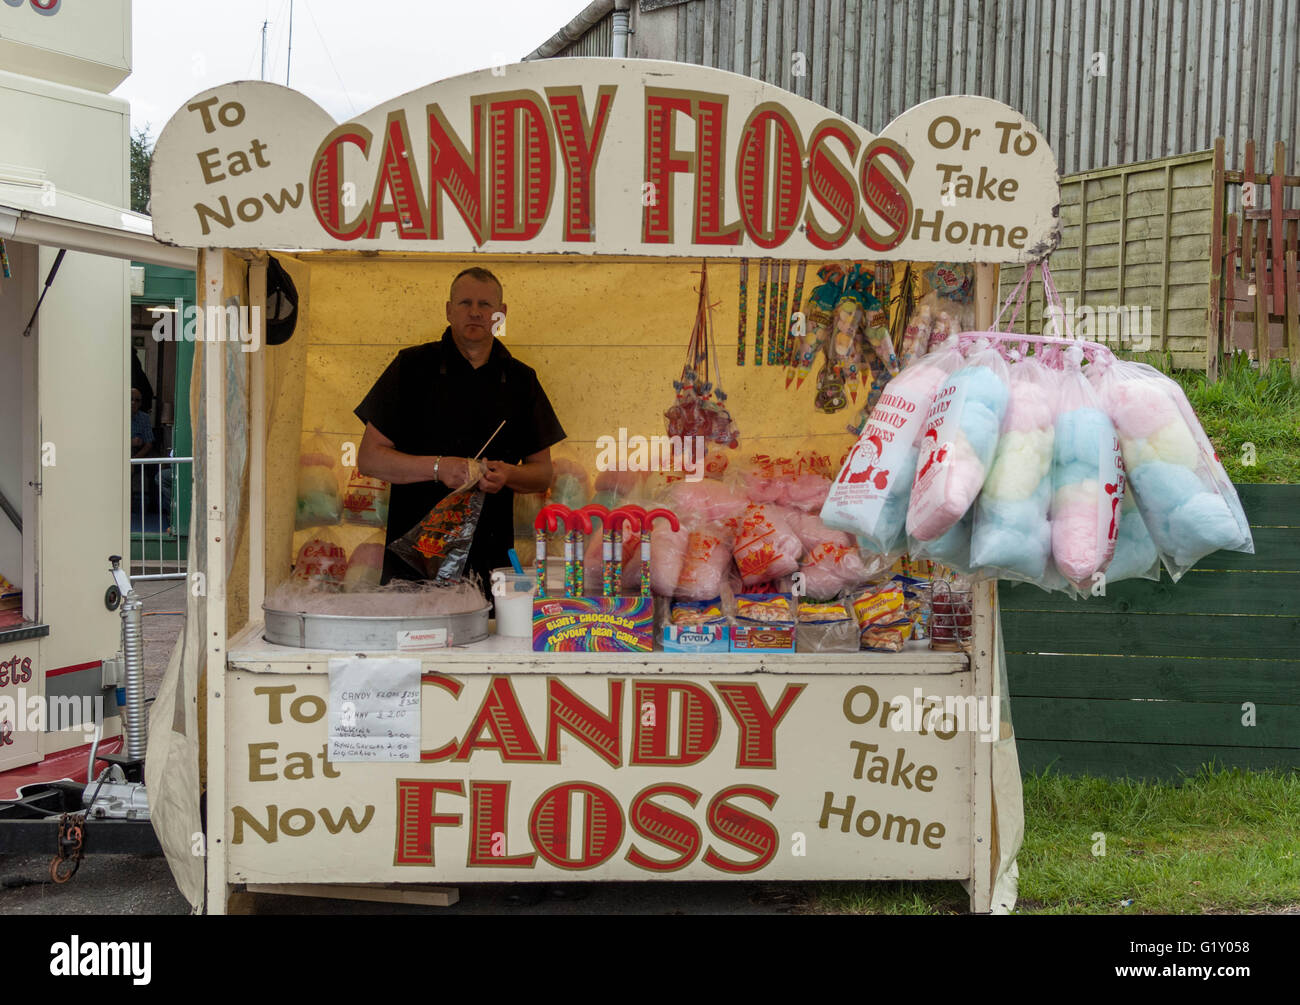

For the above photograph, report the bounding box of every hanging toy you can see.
[785,263,845,389]
[736,258,749,366]
[665,262,740,451]
[771,260,791,366]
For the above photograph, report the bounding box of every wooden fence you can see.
[1002,137,1300,379]
[1211,137,1300,379]
[999,484,1300,780]
[1001,150,1217,371]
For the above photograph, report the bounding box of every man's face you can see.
[446,276,504,346]
[131,390,142,414]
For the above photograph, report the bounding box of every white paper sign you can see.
[327,657,420,762]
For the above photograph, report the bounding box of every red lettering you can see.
[455,677,545,762]
[467,781,536,868]
[642,92,693,243]
[545,678,623,767]
[309,125,372,241]
[427,101,486,244]
[703,785,780,874]
[626,783,702,873]
[631,680,720,766]
[366,111,429,239]
[547,85,616,243]
[712,682,805,769]
[394,779,463,866]
[736,105,804,249]
[692,96,742,245]
[487,93,554,241]
[805,120,859,250]
[857,138,914,252]
[529,782,624,870]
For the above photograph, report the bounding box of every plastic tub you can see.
[492,568,537,637]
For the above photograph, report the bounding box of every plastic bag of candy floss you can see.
[1104,481,1161,584]
[969,352,1059,583]
[905,340,1011,545]
[1089,355,1252,581]
[674,522,735,600]
[1049,346,1123,590]
[822,340,966,555]
[729,503,802,588]
[295,432,342,530]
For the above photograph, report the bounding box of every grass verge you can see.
[1168,353,1300,484]
[801,765,1300,915]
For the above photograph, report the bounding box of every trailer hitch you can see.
[50,812,86,884]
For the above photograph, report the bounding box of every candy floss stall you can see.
[144,60,1070,915]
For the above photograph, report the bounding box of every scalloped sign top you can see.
[151,59,1061,262]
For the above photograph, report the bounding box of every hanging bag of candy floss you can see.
[296,431,343,530]
[1104,481,1161,584]
[822,341,965,554]
[970,351,1059,582]
[1089,355,1252,580]
[906,340,1011,548]
[1049,345,1123,589]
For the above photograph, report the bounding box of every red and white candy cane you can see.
[606,505,644,597]
[571,505,605,598]
[534,504,570,598]
[640,508,681,597]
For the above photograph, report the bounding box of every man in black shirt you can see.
[354,267,566,591]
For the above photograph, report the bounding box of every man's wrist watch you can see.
[433,455,442,482]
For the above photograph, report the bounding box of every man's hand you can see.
[479,460,511,494]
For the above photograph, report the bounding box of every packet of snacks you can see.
[734,594,793,623]
[849,581,911,651]
[796,601,858,653]
[670,599,726,625]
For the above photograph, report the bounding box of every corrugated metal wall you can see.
[567,13,615,57]
[545,0,1300,177]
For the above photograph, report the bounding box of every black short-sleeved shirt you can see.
[354,327,566,589]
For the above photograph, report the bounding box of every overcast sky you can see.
[113,0,591,138]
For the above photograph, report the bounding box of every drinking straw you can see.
[507,548,523,575]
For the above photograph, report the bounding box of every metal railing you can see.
[130,456,192,581]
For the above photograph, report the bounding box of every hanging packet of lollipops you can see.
[1049,346,1123,591]
[295,431,342,529]
[388,460,486,582]
[822,340,965,555]
[1088,355,1252,580]
[970,352,1060,585]
[906,340,1012,549]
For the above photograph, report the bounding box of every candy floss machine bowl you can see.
[262,603,491,649]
